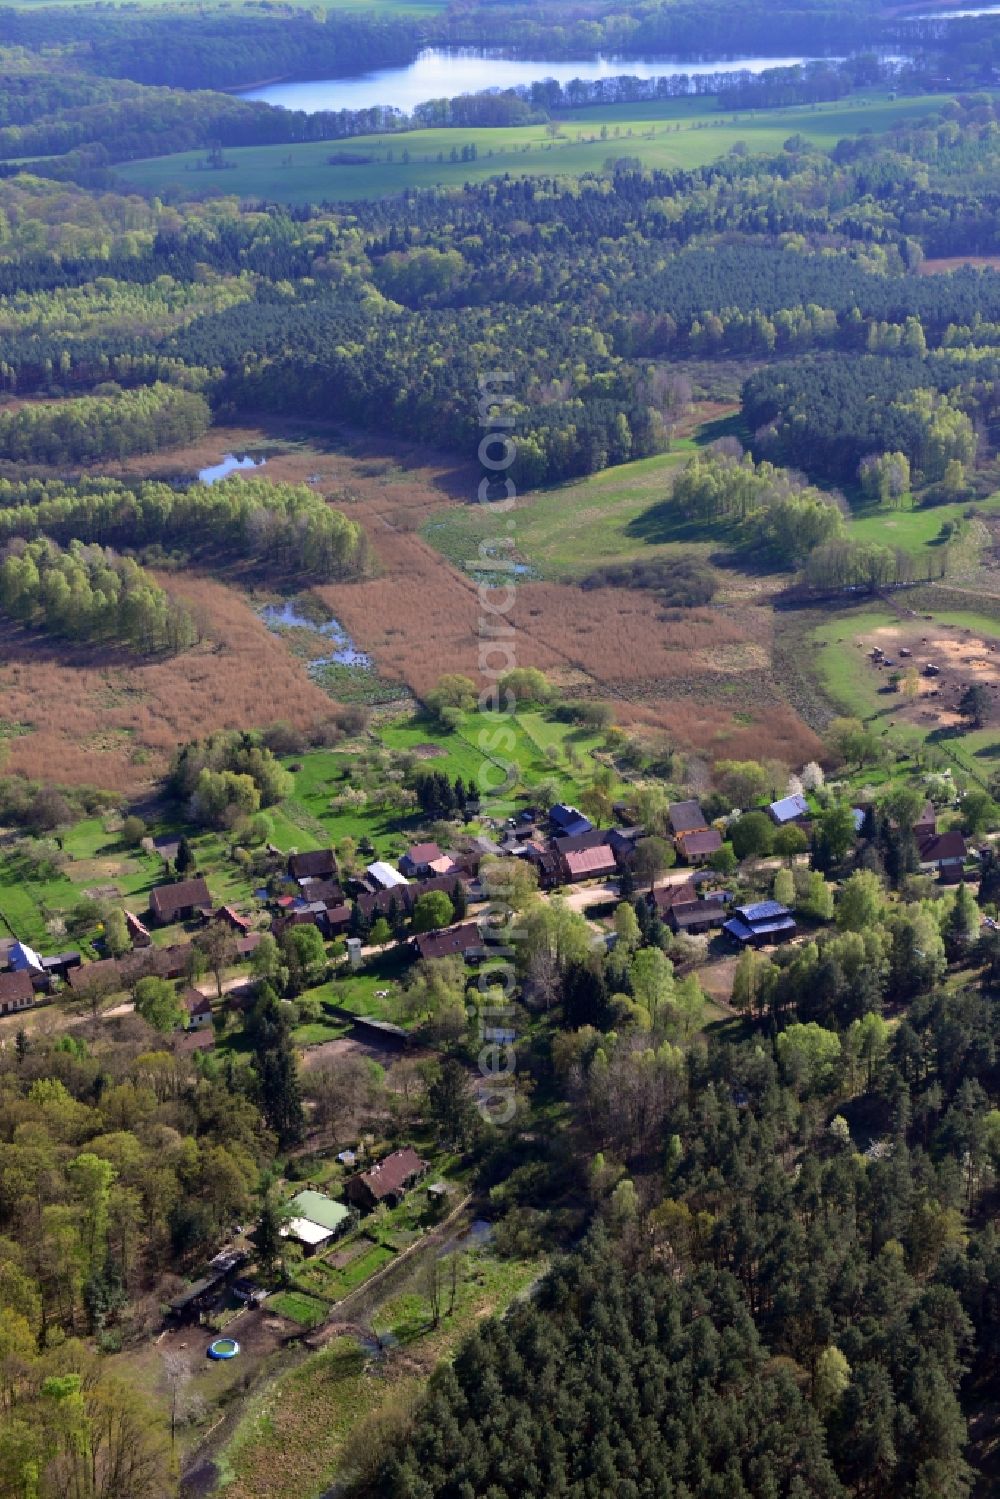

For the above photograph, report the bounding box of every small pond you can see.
[259,599,372,671]
[198,452,268,484]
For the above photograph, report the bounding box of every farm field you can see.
[114,91,943,202]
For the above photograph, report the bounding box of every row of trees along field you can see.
[0,475,370,582]
[0,383,209,465]
[0,537,196,654]
[666,450,952,588]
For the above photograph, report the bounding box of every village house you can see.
[646,879,699,919]
[668,892,728,934]
[183,989,214,1030]
[675,827,723,865]
[296,878,344,905]
[549,804,593,838]
[724,900,797,947]
[149,877,212,925]
[668,799,708,837]
[288,848,338,884]
[210,904,252,936]
[8,941,44,979]
[0,969,35,1017]
[325,902,353,937]
[413,922,483,962]
[560,844,619,882]
[608,826,643,863]
[282,1189,352,1254]
[399,842,457,878]
[914,801,938,841]
[768,793,810,826]
[365,861,409,891]
[344,1146,428,1212]
[175,1027,215,1057]
[917,829,968,883]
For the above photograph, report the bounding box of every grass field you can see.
[845,494,1000,553]
[115,92,943,203]
[423,448,694,581]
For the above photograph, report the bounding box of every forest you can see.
[0,537,196,655]
[0,475,370,583]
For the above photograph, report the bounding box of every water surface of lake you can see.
[238,47,827,114]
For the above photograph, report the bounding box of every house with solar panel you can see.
[723,900,797,948]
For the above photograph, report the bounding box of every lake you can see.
[237,47,829,114]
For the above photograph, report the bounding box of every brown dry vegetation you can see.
[919,255,1000,274]
[0,571,335,790]
[0,418,825,787]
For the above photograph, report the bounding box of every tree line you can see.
[0,474,369,582]
[0,382,209,464]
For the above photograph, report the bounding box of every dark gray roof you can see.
[668,799,707,835]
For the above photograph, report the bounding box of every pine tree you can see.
[258,1035,304,1147]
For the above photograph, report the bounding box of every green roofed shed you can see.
[289,1190,351,1235]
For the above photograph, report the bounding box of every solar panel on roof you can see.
[723,919,754,941]
[736,900,790,922]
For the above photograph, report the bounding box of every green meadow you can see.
[115,92,942,203]
[423,449,697,581]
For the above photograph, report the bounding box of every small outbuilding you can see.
[768,794,809,826]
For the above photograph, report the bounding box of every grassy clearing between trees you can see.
[844,492,1000,553]
[423,447,697,580]
[115,91,942,203]
[218,1246,543,1499]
